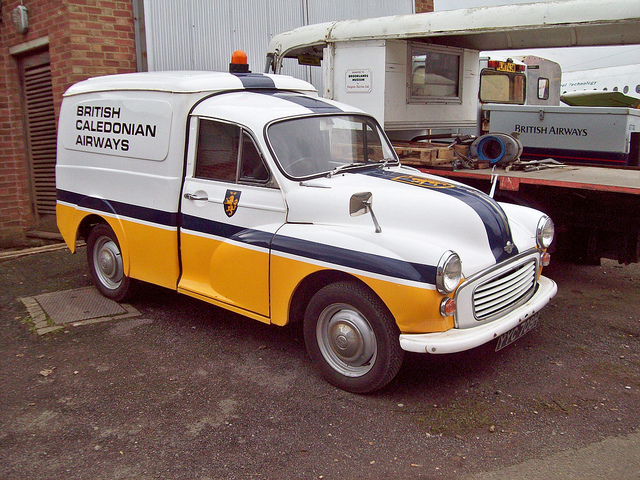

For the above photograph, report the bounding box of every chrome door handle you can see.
[183,192,208,201]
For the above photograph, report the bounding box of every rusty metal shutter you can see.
[20,50,57,218]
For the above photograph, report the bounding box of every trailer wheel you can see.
[87,224,132,301]
[303,281,404,393]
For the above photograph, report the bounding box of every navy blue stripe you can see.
[271,235,437,285]
[57,189,178,228]
[182,214,436,285]
[257,91,344,113]
[182,214,273,249]
[362,170,517,262]
[442,185,517,262]
[234,73,277,89]
[522,146,631,167]
[60,189,437,285]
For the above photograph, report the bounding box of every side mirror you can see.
[350,192,381,233]
[349,192,372,217]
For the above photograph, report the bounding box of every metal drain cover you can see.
[34,287,127,324]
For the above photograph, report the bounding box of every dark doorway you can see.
[17,49,58,233]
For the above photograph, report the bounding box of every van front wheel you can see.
[87,224,131,301]
[303,281,404,393]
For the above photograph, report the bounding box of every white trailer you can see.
[266,0,640,138]
[265,0,640,264]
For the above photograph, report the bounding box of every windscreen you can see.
[479,70,526,104]
[267,115,397,178]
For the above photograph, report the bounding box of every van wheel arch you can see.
[289,270,368,326]
[78,214,106,242]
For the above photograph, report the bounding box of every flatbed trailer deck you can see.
[422,165,640,196]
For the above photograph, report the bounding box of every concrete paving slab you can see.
[471,430,640,480]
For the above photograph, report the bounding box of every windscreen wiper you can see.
[326,159,397,178]
[379,157,398,168]
[326,162,370,177]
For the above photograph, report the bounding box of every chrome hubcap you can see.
[93,237,123,290]
[317,304,377,377]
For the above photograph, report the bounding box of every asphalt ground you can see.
[1,246,639,479]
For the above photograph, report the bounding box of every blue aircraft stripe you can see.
[522,146,630,166]
[361,170,518,262]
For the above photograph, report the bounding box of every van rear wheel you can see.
[87,224,132,301]
[303,281,404,393]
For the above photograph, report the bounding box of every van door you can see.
[178,117,286,320]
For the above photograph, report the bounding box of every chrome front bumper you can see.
[399,275,558,354]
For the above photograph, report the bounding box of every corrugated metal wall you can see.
[306,1,411,24]
[143,0,414,75]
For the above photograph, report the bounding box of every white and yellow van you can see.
[56,66,557,393]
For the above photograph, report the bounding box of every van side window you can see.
[239,131,269,182]
[195,119,239,181]
[195,118,270,184]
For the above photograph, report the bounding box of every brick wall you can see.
[54,1,137,108]
[0,0,136,247]
[415,0,434,13]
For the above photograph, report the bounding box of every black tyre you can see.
[303,281,404,393]
[86,224,132,301]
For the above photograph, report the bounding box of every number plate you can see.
[495,314,539,351]
[496,61,516,73]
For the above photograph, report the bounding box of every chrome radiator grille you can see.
[473,260,537,321]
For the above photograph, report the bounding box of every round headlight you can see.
[536,216,555,249]
[436,251,462,294]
